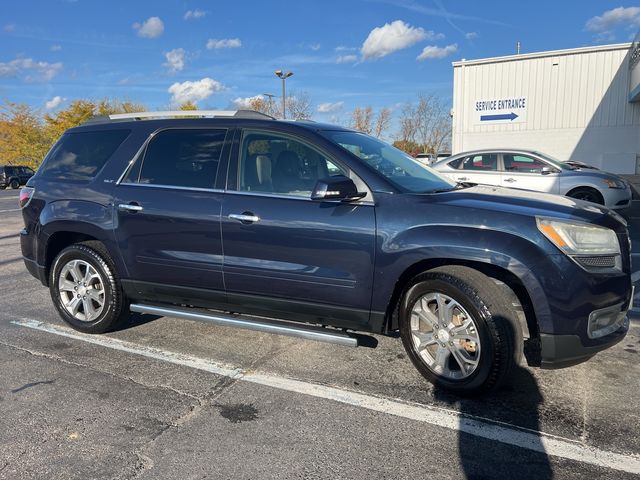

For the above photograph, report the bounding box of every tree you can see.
[397,94,451,155]
[284,92,313,120]
[177,101,198,111]
[350,106,373,134]
[373,107,392,138]
[0,102,49,169]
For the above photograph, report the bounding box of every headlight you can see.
[536,217,620,255]
[604,178,625,189]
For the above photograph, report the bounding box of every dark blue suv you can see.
[19,110,632,394]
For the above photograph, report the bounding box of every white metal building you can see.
[451,39,640,174]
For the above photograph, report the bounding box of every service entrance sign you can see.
[474,97,527,124]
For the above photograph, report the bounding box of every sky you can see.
[1,1,639,124]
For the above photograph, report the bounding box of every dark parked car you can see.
[1,165,35,189]
[19,110,632,395]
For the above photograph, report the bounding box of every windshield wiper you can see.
[428,182,475,193]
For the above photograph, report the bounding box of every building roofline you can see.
[452,42,633,67]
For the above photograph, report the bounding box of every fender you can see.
[372,225,564,334]
[37,199,127,277]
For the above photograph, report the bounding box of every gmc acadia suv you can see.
[19,110,632,394]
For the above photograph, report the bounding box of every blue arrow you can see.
[480,112,519,121]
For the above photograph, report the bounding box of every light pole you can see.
[262,93,276,116]
[274,70,293,119]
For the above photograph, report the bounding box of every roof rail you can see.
[106,109,275,121]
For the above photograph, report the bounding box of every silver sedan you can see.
[431,149,632,209]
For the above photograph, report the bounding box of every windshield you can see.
[321,131,456,193]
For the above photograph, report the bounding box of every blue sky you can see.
[1,1,639,124]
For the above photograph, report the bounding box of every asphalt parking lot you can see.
[0,187,639,479]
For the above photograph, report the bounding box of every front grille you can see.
[575,255,617,268]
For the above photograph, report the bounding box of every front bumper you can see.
[604,185,632,210]
[540,315,629,368]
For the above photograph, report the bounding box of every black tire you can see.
[9,179,19,189]
[566,187,604,205]
[49,241,129,333]
[399,266,522,396]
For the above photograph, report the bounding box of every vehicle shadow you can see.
[113,312,161,331]
[433,364,553,479]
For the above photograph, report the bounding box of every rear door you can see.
[453,153,501,186]
[500,153,560,193]
[113,127,230,299]
[220,128,377,329]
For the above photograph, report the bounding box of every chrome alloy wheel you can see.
[410,292,481,380]
[58,259,106,322]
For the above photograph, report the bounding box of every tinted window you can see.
[40,130,130,180]
[239,131,347,197]
[503,154,546,173]
[132,129,226,189]
[461,154,497,171]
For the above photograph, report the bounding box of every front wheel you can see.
[9,179,19,189]
[399,266,522,395]
[566,187,604,205]
[49,242,129,333]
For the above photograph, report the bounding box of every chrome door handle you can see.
[504,178,516,183]
[229,213,260,224]
[118,203,143,212]
[457,177,468,181]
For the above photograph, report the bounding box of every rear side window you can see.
[126,129,226,189]
[460,154,498,171]
[40,130,130,180]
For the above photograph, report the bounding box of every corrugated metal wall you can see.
[452,45,640,173]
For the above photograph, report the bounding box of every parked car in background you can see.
[0,165,35,189]
[415,152,451,166]
[20,112,631,395]
[432,149,632,209]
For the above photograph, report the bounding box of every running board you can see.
[129,303,373,348]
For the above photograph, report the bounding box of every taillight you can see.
[19,187,34,208]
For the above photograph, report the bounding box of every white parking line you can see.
[0,209,20,213]
[10,318,640,475]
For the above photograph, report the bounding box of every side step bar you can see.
[130,304,374,348]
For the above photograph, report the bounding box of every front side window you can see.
[40,130,130,181]
[503,154,547,173]
[239,130,347,197]
[321,130,454,193]
[127,129,226,189]
[461,154,498,171]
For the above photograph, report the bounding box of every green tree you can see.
[177,101,198,111]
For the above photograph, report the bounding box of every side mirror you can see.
[541,166,559,175]
[311,175,367,202]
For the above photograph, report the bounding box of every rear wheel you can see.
[9,179,19,189]
[399,266,522,395]
[49,242,129,333]
[566,187,604,205]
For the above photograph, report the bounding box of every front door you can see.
[113,127,229,300]
[500,153,560,193]
[221,129,376,329]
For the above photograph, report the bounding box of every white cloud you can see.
[163,48,186,73]
[132,16,164,39]
[206,38,242,49]
[336,54,358,64]
[465,32,478,40]
[335,45,356,52]
[361,20,435,60]
[168,77,224,104]
[317,101,344,113]
[417,43,458,61]
[50,44,62,51]
[3,24,15,33]
[45,95,64,110]
[309,43,321,51]
[0,57,63,82]
[585,6,640,32]
[184,9,207,20]
[232,95,264,109]
[118,78,130,85]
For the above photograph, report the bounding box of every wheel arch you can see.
[382,258,543,364]
[565,185,605,204]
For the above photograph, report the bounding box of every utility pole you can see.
[274,70,293,119]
